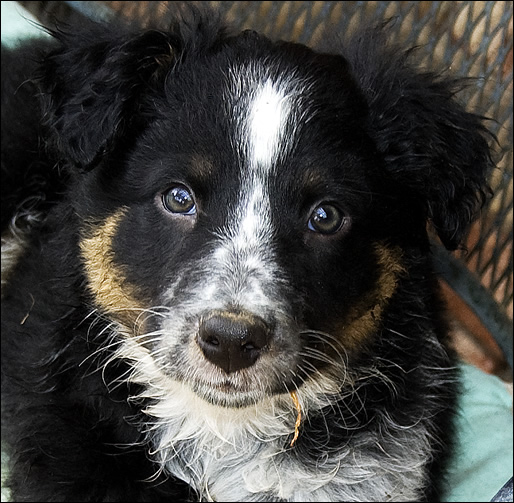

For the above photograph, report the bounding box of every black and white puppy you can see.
[1,11,493,502]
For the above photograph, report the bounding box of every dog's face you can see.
[41,23,491,410]
[78,36,388,408]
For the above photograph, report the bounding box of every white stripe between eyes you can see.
[249,78,291,171]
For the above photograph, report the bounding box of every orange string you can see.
[290,391,302,447]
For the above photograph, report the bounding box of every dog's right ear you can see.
[39,20,224,170]
[341,24,494,251]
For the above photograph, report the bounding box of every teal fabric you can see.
[1,3,513,502]
[1,1,48,47]
[443,363,513,502]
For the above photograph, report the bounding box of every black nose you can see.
[197,311,271,373]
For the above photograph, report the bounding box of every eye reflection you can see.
[308,204,345,234]
[162,186,196,215]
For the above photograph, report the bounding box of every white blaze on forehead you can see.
[237,182,266,247]
[249,79,292,169]
[190,70,305,313]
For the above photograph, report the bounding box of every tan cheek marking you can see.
[80,208,142,327]
[342,243,405,350]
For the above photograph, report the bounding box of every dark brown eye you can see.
[307,204,346,234]
[162,186,196,215]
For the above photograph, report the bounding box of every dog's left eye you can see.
[308,204,346,234]
[162,186,197,215]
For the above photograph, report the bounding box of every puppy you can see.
[1,11,493,502]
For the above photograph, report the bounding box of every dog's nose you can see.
[197,311,271,373]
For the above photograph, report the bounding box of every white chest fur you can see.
[144,384,429,502]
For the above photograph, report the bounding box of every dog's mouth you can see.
[143,307,330,408]
[189,377,268,408]
[182,352,289,408]
[155,309,301,407]
[167,347,299,409]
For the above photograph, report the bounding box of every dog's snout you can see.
[197,311,271,373]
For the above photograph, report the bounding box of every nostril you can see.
[197,310,271,373]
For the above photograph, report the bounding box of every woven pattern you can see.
[18,1,514,328]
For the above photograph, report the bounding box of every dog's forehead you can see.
[246,77,292,168]
[223,63,307,170]
[221,60,367,195]
[143,49,369,199]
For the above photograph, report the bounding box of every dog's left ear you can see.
[346,28,494,250]
[39,20,224,170]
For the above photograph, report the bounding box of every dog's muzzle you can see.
[197,310,271,373]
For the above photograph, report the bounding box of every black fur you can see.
[1,12,493,503]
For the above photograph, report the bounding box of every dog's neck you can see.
[140,381,429,502]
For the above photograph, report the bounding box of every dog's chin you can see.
[190,379,269,408]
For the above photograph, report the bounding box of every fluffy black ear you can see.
[39,17,225,170]
[345,27,494,250]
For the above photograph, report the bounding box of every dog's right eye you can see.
[307,203,346,234]
[162,186,197,215]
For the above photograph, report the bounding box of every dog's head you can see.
[39,17,492,411]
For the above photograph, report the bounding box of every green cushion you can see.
[443,363,513,502]
[1,1,48,47]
